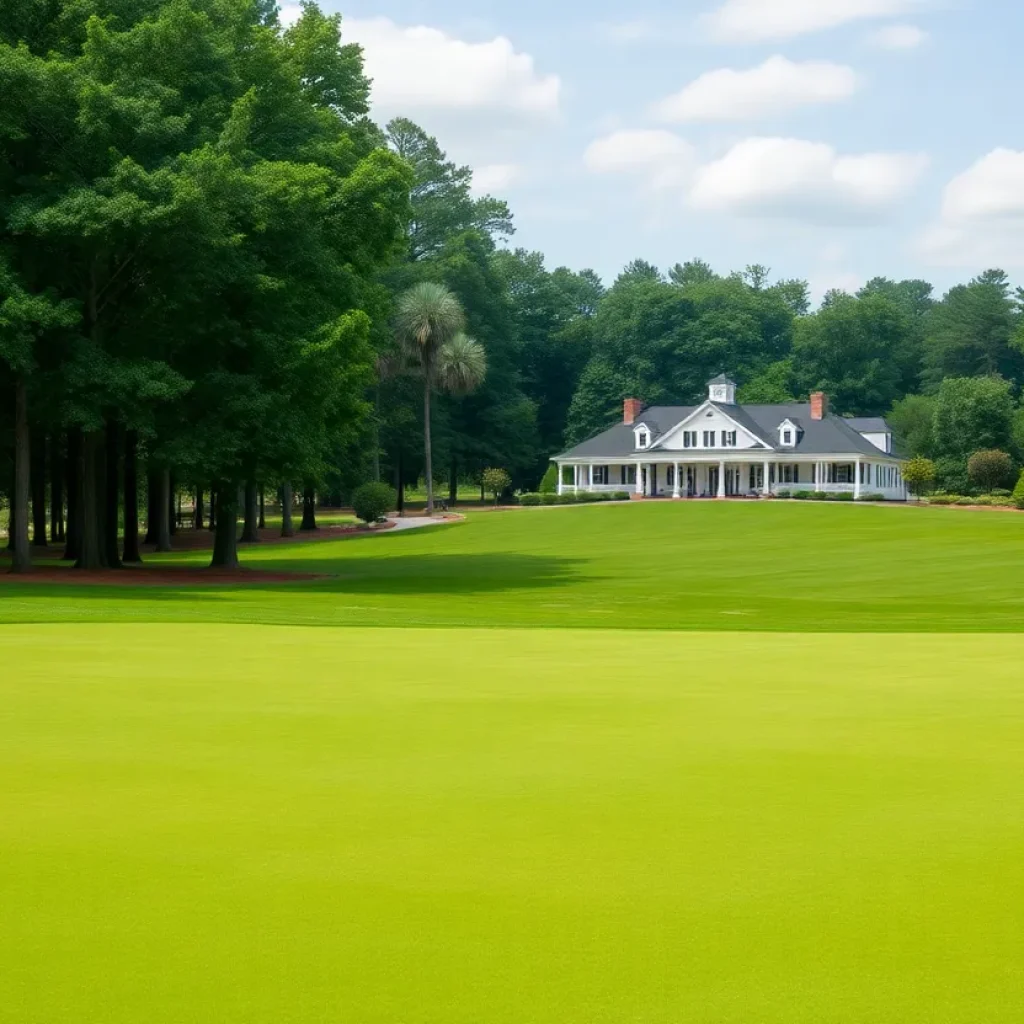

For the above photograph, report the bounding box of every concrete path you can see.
[388,515,454,532]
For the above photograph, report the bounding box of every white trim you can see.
[649,400,776,452]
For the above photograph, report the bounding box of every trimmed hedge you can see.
[351,482,397,524]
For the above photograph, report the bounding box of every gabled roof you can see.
[708,373,735,385]
[554,401,898,461]
[847,417,891,433]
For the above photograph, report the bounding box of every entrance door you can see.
[725,467,742,496]
[708,467,720,497]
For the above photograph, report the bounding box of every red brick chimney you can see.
[810,391,829,421]
[623,398,644,425]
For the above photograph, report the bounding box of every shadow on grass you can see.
[0,552,588,602]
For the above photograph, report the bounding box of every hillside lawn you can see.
[2,503,1024,1022]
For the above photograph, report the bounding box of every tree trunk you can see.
[103,419,122,569]
[281,482,294,537]
[449,456,458,507]
[396,449,405,515]
[240,480,259,542]
[157,469,172,552]
[423,379,434,515]
[63,428,82,562]
[258,486,266,530]
[10,377,32,573]
[168,473,177,536]
[208,489,216,532]
[30,427,48,547]
[145,471,159,544]
[50,435,64,543]
[76,430,105,570]
[122,429,142,564]
[301,486,317,531]
[195,488,204,530]
[210,486,239,569]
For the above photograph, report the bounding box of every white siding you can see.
[657,406,762,451]
[859,431,891,453]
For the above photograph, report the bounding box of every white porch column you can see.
[557,463,564,496]
[635,464,643,496]
[762,459,771,496]
[573,465,580,493]
[588,464,594,492]
[673,462,681,498]
[815,462,822,492]
[717,460,726,499]
[854,458,862,500]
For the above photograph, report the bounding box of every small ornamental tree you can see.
[902,456,936,499]
[352,482,397,525]
[539,464,558,494]
[968,449,1014,493]
[482,467,512,505]
[1013,471,1024,510]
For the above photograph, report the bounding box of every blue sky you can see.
[284,1,1024,302]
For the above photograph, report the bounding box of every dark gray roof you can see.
[555,401,898,460]
[847,417,891,433]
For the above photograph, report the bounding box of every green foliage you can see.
[888,394,936,457]
[934,457,972,496]
[538,464,559,493]
[933,376,1015,462]
[351,481,397,524]
[903,456,937,497]
[519,492,543,506]
[1013,471,1024,509]
[481,467,511,504]
[968,450,1014,492]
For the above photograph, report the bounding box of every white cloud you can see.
[341,18,560,117]
[471,164,523,194]
[689,137,928,223]
[870,23,928,49]
[654,56,857,123]
[584,130,695,188]
[702,0,918,43]
[596,19,657,43]
[921,149,1024,265]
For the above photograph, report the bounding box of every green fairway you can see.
[3,504,1024,1022]
[3,501,1024,631]
[2,625,1023,1023]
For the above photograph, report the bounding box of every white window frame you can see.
[723,430,737,448]
[703,430,716,448]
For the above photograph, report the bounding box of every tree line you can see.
[5,1,1024,575]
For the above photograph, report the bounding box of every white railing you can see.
[773,482,856,495]
[566,483,632,494]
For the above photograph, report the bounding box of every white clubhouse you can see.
[553,375,908,501]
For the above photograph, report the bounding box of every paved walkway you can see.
[388,515,454,532]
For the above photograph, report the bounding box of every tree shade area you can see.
[3,505,1024,1022]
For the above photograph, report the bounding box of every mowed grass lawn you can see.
[2,504,1024,1022]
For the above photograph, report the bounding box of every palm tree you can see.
[394,282,468,514]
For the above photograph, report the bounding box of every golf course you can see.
[2,502,1023,1023]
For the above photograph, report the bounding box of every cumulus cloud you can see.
[921,149,1024,265]
[471,164,523,195]
[688,137,928,223]
[869,24,928,49]
[702,0,918,43]
[584,130,695,188]
[342,18,560,117]
[654,56,857,123]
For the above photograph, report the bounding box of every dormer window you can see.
[778,419,798,448]
[635,427,650,449]
[782,430,793,445]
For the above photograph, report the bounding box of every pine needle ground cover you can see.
[2,504,1024,1023]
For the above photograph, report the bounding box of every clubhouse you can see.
[553,375,908,501]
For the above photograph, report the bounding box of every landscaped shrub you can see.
[992,488,1012,497]
[612,491,631,501]
[776,489,791,499]
[956,497,976,506]
[808,491,828,501]
[539,464,559,494]
[968,449,1014,493]
[934,457,972,496]
[556,493,579,505]
[482,467,512,505]
[858,493,885,502]
[903,456,936,498]
[1013,471,1024,509]
[519,493,543,506]
[973,496,995,506]
[927,494,958,505]
[351,482,397,524]
[827,492,855,502]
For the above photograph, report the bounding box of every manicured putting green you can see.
[3,625,1023,1023]
[3,501,1024,630]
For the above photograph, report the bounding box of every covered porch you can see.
[557,458,893,500]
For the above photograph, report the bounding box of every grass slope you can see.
[2,625,1023,1024]
[3,502,1024,631]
